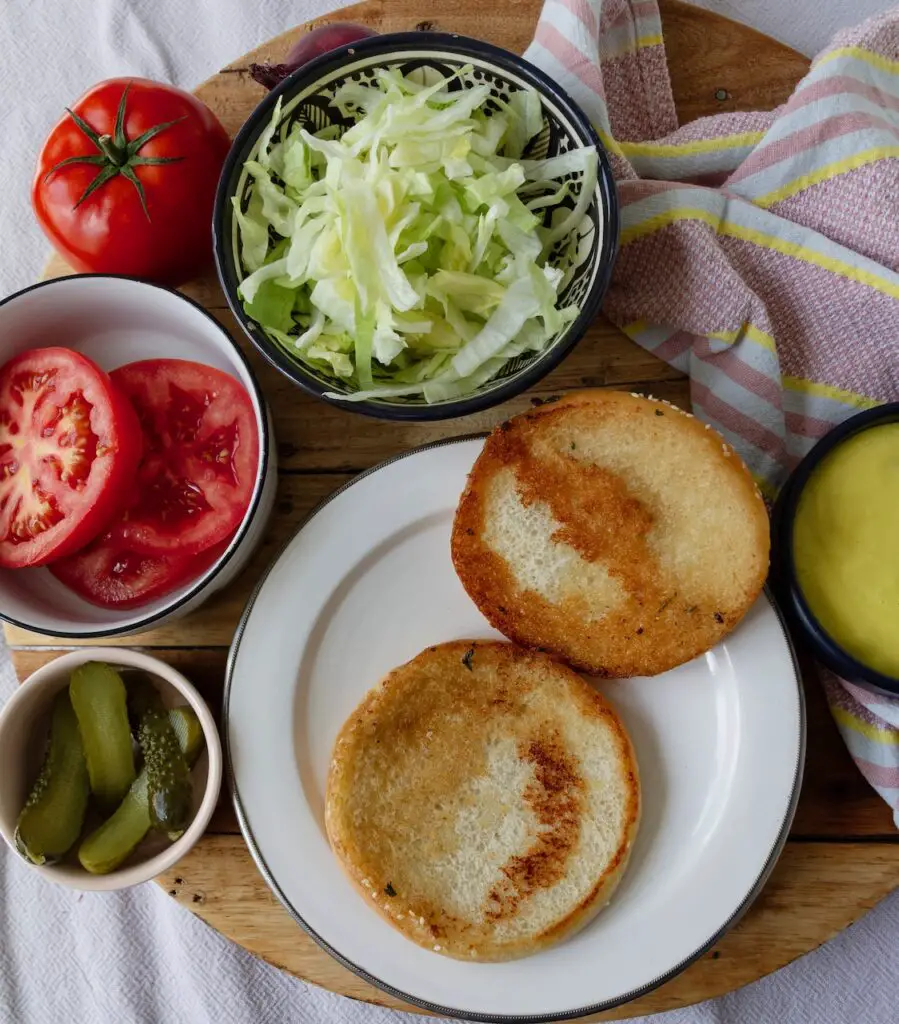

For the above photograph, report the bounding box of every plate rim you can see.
[224,435,807,1023]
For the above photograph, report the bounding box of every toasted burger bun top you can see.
[452,391,769,677]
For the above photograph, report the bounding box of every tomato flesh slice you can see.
[0,348,141,568]
[50,529,228,609]
[111,360,259,556]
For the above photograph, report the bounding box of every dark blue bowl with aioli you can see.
[771,401,899,698]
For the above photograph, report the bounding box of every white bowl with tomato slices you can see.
[0,275,275,638]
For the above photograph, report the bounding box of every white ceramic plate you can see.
[226,437,805,1022]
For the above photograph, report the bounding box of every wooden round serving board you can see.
[8,1,899,1019]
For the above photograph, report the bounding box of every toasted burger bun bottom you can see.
[326,640,640,962]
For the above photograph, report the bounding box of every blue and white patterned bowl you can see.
[214,32,619,421]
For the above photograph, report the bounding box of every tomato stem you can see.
[45,82,187,221]
[97,134,126,167]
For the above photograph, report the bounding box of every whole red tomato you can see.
[33,78,230,285]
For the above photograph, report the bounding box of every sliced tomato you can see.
[110,359,259,556]
[49,528,227,609]
[0,347,142,568]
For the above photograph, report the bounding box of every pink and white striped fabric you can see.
[525,1,899,821]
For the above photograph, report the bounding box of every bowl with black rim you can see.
[0,275,276,640]
[213,31,618,421]
[771,402,899,698]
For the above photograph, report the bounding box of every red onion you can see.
[250,23,378,91]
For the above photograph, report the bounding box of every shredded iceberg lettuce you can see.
[233,65,598,403]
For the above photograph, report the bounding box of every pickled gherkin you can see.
[79,706,205,875]
[130,678,194,835]
[70,662,136,808]
[16,689,89,865]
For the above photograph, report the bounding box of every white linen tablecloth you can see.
[1,1,898,1021]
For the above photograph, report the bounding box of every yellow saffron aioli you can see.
[793,423,899,679]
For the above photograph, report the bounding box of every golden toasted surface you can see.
[452,391,770,677]
[325,641,640,962]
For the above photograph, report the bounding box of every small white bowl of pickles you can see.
[0,648,222,890]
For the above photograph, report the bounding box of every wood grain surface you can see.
[7,1,897,1019]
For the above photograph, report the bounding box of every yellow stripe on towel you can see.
[621,207,899,300]
[618,132,764,158]
[707,324,778,355]
[782,376,882,411]
[597,129,627,162]
[833,706,899,744]
[755,146,899,208]
[816,46,899,77]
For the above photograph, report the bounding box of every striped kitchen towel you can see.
[525,1,899,822]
